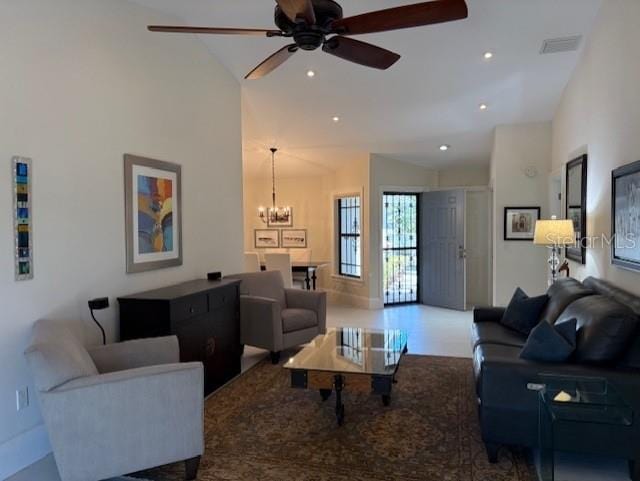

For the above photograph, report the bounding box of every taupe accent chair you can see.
[227,271,327,364]
[24,320,204,481]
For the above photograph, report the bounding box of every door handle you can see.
[458,246,467,259]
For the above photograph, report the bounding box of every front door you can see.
[420,190,466,310]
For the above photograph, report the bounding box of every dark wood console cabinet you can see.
[118,279,241,396]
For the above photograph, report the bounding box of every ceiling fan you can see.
[148,0,468,80]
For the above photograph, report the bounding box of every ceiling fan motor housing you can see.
[275,0,343,50]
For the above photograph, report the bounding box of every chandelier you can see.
[258,148,291,224]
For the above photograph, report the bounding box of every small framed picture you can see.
[281,229,307,248]
[255,229,279,248]
[504,207,541,241]
[612,160,640,272]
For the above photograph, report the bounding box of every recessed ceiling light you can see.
[479,103,488,111]
[306,70,315,78]
[332,116,340,123]
[483,51,494,60]
[439,144,450,151]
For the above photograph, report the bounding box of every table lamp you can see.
[534,216,575,284]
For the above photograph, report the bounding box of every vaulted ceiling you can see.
[131,0,602,177]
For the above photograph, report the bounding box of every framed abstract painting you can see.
[612,160,640,272]
[124,154,182,273]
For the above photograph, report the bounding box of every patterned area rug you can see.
[137,355,536,481]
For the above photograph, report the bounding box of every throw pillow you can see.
[520,318,577,362]
[501,287,549,335]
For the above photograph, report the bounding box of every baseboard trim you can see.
[326,289,383,310]
[0,423,51,480]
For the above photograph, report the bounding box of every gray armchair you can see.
[24,320,203,481]
[227,271,326,363]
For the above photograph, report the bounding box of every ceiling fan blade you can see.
[275,0,316,25]
[322,36,400,70]
[331,0,468,36]
[245,44,298,80]
[148,26,280,36]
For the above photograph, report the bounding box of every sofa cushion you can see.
[471,321,528,350]
[282,309,318,333]
[556,295,638,364]
[500,288,549,335]
[583,277,640,369]
[583,277,640,316]
[24,320,98,392]
[520,318,577,362]
[540,277,594,324]
[227,271,286,308]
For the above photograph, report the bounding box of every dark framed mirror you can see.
[565,154,588,264]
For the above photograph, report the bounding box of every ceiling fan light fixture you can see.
[479,103,488,111]
[306,69,316,78]
[483,51,494,60]
[148,0,470,80]
[332,116,340,123]
[439,144,450,152]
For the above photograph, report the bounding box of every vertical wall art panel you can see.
[12,156,33,281]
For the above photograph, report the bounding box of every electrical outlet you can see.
[16,387,29,411]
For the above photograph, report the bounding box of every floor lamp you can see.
[533,216,575,285]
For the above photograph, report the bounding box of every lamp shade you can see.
[534,219,575,246]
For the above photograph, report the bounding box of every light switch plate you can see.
[16,387,29,411]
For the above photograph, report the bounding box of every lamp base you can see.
[547,246,561,286]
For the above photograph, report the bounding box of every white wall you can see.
[491,123,552,305]
[243,175,331,265]
[438,166,490,188]
[552,0,640,295]
[0,0,243,476]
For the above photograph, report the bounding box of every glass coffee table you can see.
[537,375,635,481]
[284,327,408,426]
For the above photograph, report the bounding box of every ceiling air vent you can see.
[540,35,582,54]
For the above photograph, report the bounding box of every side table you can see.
[538,374,636,481]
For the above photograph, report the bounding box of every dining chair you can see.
[244,252,261,272]
[265,253,293,288]
[290,249,312,289]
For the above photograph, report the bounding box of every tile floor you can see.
[7,303,629,481]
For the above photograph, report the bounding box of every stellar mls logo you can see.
[569,233,637,250]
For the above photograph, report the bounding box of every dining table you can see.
[260,260,330,290]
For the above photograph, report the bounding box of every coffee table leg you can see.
[334,375,345,426]
[382,394,391,406]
